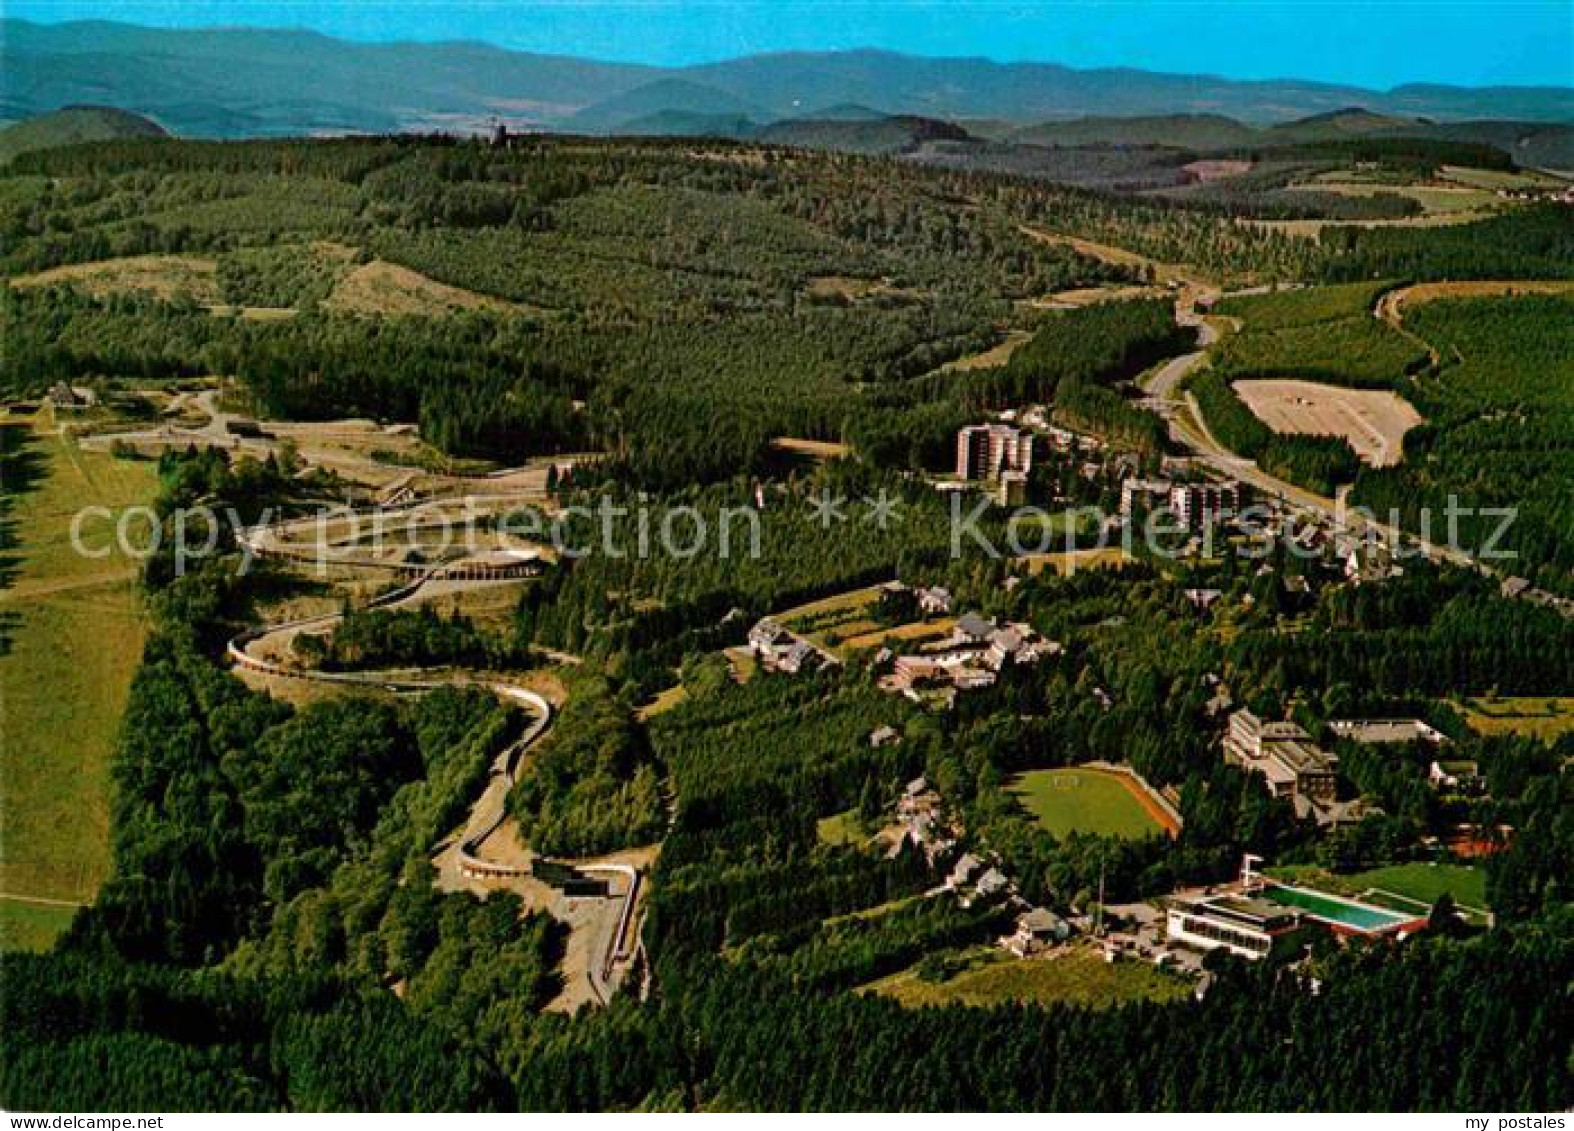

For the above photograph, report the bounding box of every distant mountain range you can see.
[5,18,1572,143]
[1001,109,1574,168]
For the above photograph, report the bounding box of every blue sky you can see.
[8,2,1572,88]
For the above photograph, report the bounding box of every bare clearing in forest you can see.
[1235,379,1423,466]
[324,259,523,316]
[11,254,221,304]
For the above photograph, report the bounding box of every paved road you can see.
[1146,287,1533,586]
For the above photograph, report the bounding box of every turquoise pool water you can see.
[1262,884,1415,932]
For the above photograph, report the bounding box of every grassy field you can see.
[723,646,757,683]
[1463,696,1574,742]
[815,809,867,848]
[323,258,522,317]
[1296,177,1498,217]
[1436,165,1568,191]
[1008,767,1165,840]
[937,329,1034,372]
[775,583,972,657]
[777,585,884,628]
[0,899,80,952]
[768,436,853,463]
[840,617,957,653]
[1016,546,1131,577]
[777,584,896,656]
[822,894,921,927]
[634,683,689,721]
[1255,210,1498,237]
[1017,226,1193,286]
[1355,863,1487,909]
[0,417,158,949]
[869,945,1191,1010]
[1267,862,1488,919]
[11,253,222,304]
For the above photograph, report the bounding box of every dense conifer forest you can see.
[3,135,1572,1111]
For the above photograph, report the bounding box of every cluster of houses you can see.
[949,414,1285,554]
[945,851,1075,956]
[1330,533,1405,586]
[1428,758,1486,797]
[45,382,98,410]
[942,850,1011,905]
[743,585,1055,697]
[879,611,1059,701]
[1495,184,1574,205]
[1328,717,1446,745]
[954,422,1036,504]
[950,415,1149,507]
[745,617,839,675]
[5,383,100,416]
[947,413,1520,619]
[892,775,1074,959]
[890,747,1453,975]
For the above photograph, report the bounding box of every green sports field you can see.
[1008,767,1164,840]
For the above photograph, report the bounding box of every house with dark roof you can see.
[953,612,995,645]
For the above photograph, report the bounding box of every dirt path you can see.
[1380,280,1574,322]
[1377,280,1574,369]
[1017,225,1204,287]
[0,891,86,908]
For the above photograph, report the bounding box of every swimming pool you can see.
[1261,884,1418,933]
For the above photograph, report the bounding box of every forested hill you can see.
[6,18,1572,137]
[0,105,166,164]
[9,135,1571,492]
[7,134,1574,492]
[1005,110,1574,170]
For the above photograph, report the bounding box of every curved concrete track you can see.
[228,499,644,1007]
[227,582,550,882]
